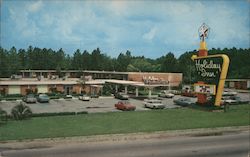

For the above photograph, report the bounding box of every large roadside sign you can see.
[192,54,230,106]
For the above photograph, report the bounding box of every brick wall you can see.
[128,72,182,86]
[0,85,8,95]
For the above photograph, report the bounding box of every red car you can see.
[115,101,136,111]
[181,91,197,97]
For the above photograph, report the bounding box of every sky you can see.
[0,0,249,58]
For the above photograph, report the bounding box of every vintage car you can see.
[144,98,165,109]
[173,98,194,107]
[115,101,136,111]
[158,91,175,98]
[37,94,50,103]
[223,89,237,96]
[181,91,197,97]
[90,94,99,98]
[229,96,249,104]
[221,96,248,105]
[23,94,37,103]
[114,92,129,100]
[64,94,73,99]
[221,97,237,105]
[79,94,90,101]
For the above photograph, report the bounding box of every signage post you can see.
[192,23,230,107]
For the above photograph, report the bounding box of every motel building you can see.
[225,79,250,90]
[0,70,182,97]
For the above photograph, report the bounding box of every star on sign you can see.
[199,23,210,41]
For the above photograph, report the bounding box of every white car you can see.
[221,97,237,105]
[79,95,90,101]
[223,89,237,96]
[144,98,165,109]
[158,91,175,98]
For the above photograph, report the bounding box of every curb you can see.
[0,126,248,149]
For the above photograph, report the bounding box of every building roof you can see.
[0,80,77,86]
[0,78,174,87]
[105,79,171,88]
[20,70,182,75]
[226,79,250,81]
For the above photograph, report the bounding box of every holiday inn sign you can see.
[192,23,230,107]
[192,54,230,106]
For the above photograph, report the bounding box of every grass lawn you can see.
[0,104,249,141]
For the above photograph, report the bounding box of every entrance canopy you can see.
[105,79,170,88]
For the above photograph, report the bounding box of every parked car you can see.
[115,101,136,111]
[169,90,181,95]
[114,92,129,100]
[173,98,194,107]
[144,98,165,109]
[221,97,237,105]
[23,94,37,103]
[229,96,249,104]
[181,91,197,97]
[158,91,175,98]
[206,96,225,106]
[37,94,50,103]
[223,89,237,96]
[79,94,90,101]
[90,94,99,98]
[64,95,73,99]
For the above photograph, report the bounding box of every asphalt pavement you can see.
[0,93,248,114]
[0,95,187,114]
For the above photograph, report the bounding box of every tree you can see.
[178,50,198,84]
[8,46,21,75]
[18,49,27,70]
[55,48,67,70]
[82,50,91,70]
[116,50,132,71]
[91,48,102,70]
[72,49,82,70]
[129,58,153,72]
[0,47,9,77]
[161,52,178,72]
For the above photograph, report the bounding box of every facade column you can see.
[135,87,139,97]
[124,85,128,94]
[115,85,118,93]
[148,89,152,98]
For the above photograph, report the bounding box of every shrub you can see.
[11,102,32,120]
[31,111,88,117]
[0,107,7,123]
[5,94,23,98]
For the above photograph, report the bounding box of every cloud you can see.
[7,3,41,42]
[27,0,43,12]
[143,27,157,41]
[1,0,249,58]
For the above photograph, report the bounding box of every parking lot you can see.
[0,93,249,114]
[0,95,194,114]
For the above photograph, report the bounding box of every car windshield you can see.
[147,99,161,103]
[181,98,190,101]
[40,94,48,98]
[27,94,35,98]
[122,101,130,104]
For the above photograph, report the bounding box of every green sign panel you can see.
[192,54,230,106]
[194,57,223,85]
